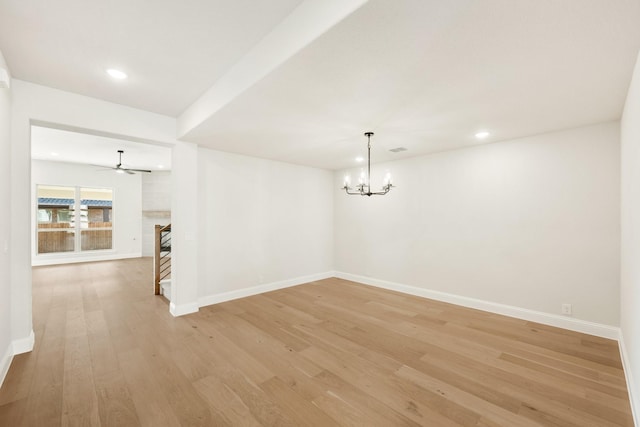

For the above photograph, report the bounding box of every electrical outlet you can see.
[561,303,572,315]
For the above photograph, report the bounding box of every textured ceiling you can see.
[3,0,640,170]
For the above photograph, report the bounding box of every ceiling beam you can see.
[177,0,368,140]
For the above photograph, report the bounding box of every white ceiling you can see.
[0,0,303,116]
[31,126,172,171]
[3,0,640,170]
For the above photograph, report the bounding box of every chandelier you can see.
[342,132,393,196]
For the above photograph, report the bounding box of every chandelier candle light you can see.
[342,132,394,196]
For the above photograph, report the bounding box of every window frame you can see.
[35,184,115,255]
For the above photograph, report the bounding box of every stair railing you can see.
[154,224,171,295]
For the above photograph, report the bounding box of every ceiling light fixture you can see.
[91,150,151,174]
[106,68,127,80]
[342,132,393,197]
[475,131,490,140]
[355,156,364,163]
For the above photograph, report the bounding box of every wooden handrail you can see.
[154,224,171,295]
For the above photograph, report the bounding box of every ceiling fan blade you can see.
[92,151,153,174]
[124,168,152,173]
[92,164,120,173]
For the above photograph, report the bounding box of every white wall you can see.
[141,171,171,257]
[335,122,620,326]
[10,80,185,344]
[170,141,199,315]
[620,50,640,424]
[0,51,13,386]
[197,148,333,301]
[31,160,142,265]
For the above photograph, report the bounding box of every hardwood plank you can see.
[191,316,275,385]
[259,376,339,426]
[210,310,325,400]
[92,370,141,427]
[396,364,541,427]
[61,332,101,426]
[412,342,630,426]
[0,352,37,406]
[21,305,67,426]
[299,344,467,426]
[0,397,27,426]
[117,349,182,427]
[133,340,214,426]
[193,374,263,427]
[0,260,633,426]
[213,369,298,427]
[311,369,422,427]
[87,325,140,426]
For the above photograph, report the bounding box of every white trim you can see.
[169,301,199,317]
[619,331,639,426]
[32,252,141,266]
[12,330,35,355]
[334,272,620,340]
[0,343,12,388]
[198,271,334,308]
[1,330,36,388]
[160,280,171,301]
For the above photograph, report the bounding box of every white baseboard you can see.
[0,343,12,389]
[198,271,334,308]
[160,280,171,301]
[335,272,620,340]
[12,330,35,355]
[619,331,639,426]
[32,252,142,266]
[169,301,199,317]
[1,330,35,389]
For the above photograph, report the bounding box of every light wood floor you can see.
[0,258,633,426]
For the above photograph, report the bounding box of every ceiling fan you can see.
[94,150,151,174]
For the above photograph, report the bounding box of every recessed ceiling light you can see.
[106,68,127,80]
[157,164,164,169]
[50,152,59,156]
[355,156,364,163]
[475,131,490,140]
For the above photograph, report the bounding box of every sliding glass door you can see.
[37,185,113,254]
[80,187,113,251]
[36,185,76,253]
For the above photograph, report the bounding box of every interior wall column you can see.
[169,140,199,316]
[9,84,34,353]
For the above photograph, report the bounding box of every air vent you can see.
[389,147,407,153]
